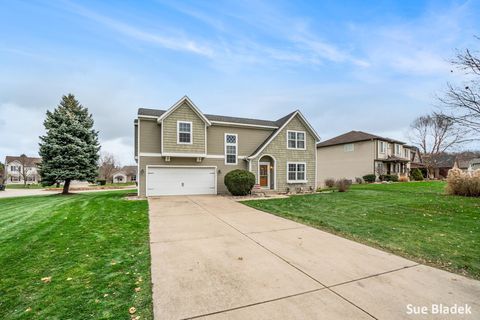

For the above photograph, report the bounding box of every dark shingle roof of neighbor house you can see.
[317,130,405,148]
[5,156,41,166]
[138,108,282,127]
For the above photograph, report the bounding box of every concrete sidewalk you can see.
[0,187,136,199]
[148,195,480,320]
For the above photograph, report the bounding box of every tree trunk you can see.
[62,179,71,194]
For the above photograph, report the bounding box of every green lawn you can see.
[0,190,152,319]
[244,182,480,279]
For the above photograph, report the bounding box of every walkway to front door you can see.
[148,196,480,320]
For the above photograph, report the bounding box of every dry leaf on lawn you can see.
[41,276,51,283]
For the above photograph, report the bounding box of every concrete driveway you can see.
[148,196,480,320]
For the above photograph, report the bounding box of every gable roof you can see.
[138,108,279,127]
[317,130,405,148]
[157,96,211,126]
[5,156,41,166]
[248,110,321,159]
[113,165,137,176]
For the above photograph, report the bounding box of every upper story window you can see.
[287,162,306,182]
[225,133,238,165]
[287,130,306,149]
[404,149,410,159]
[10,165,20,172]
[177,121,192,144]
[395,144,401,155]
[344,143,354,152]
[378,141,386,154]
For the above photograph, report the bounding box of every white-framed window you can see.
[287,162,306,182]
[177,121,192,144]
[10,165,19,172]
[287,130,306,149]
[395,144,401,155]
[404,148,409,158]
[344,143,354,152]
[225,133,238,165]
[378,141,386,154]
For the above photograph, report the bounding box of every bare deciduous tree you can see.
[17,154,34,187]
[409,113,470,176]
[98,152,118,183]
[439,40,480,134]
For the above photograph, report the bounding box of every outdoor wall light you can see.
[140,169,145,175]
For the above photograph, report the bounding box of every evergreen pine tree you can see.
[39,94,100,194]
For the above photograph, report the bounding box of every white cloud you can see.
[63,1,214,57]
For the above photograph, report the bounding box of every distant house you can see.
[316,131,418,185]
[112,166,137,183]
[454,155,480,172]
[4,155,42,184]
[469,158,480,171]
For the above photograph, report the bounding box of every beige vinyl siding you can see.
[317,140,375,186]
[162,102,206,154]
[250,115,317,192]
[134,122,138,158]
[139,118,161,153]
[137,156,247,196]
[207,125,274,156]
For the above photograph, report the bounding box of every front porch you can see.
[257,155,276,190]
[375,157,409,176]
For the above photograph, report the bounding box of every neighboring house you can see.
[454,154,480,172]
[4,156,41,184]
[424,153,456,179]
[316,131,414,185]
[468,158,480,171]
[135,96,320,196]
[112,166,137,183]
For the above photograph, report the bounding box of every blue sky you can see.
[1,0,479,164]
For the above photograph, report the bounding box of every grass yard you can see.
[244,181,480,279]
[0,190,152,319]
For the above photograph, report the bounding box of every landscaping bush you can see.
[96,179,107,186]
[335,179,351,192]
[362,174,376,183]
[379,174,398,182]
[399,175,409,182]
[446,168,480,197]
[324,178,335,188]
[355,177,363,184]
[224,169,256,196]
[410,168,424,181]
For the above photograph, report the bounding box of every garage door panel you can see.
[147,167,216,196]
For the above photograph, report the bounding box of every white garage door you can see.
[146,167,216,196]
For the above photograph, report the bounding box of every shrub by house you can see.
[224,169,255,196]
[446,168,480,197]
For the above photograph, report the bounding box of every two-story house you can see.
[135,96,320,196]
[316,131,415,185]
[4,155,41,184]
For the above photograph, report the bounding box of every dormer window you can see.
[177,121,192,144]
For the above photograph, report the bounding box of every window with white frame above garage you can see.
[177,121,192,144]
[287,130,306,149]
[225,133,237,164]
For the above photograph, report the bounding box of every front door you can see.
[259,164,269,188]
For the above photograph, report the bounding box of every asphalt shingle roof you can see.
[317,130,405,148]
[138,108,279,127]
